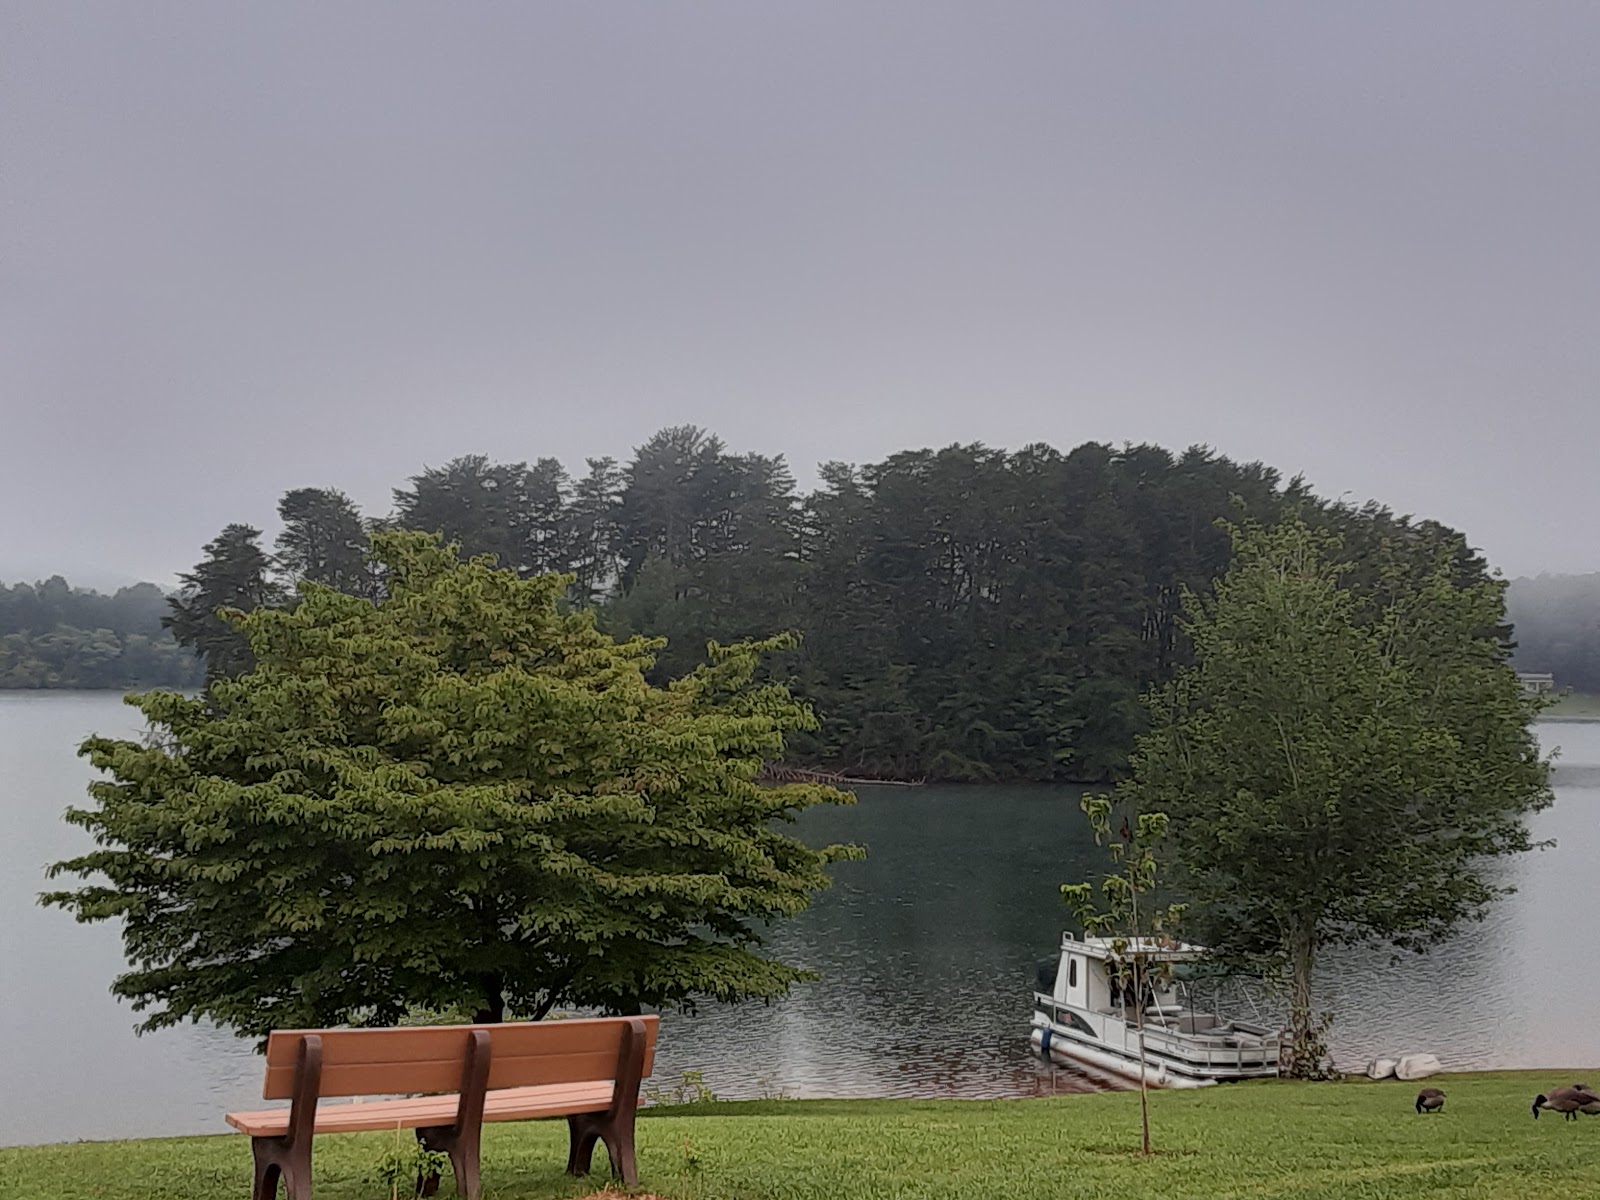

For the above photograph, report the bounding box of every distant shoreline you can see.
[1538,691,1600,722]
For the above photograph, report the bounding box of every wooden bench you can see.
[225,1015,658,1200]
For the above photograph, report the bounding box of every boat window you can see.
[1057,1009,1097,1038]
[1069,958,1077,989]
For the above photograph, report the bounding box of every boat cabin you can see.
[1050,934,1226,1034]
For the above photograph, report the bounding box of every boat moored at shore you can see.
[1030,933,1282,1088]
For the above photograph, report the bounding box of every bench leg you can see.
[565,1112,638,1189]
[568,1017,646,1189]
[251,1135,312,1200]
[417,1124,482,1200]
[605,1119,639,1189]
[565,1114,601,1178]
[251,1142,280,1200]
[249,1033,320,1200]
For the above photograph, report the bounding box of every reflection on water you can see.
[1319,721,1600,1073]
[652,782,1114,1104]
[2,694,1597,1145]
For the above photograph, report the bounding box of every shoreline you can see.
[5,1069,1594,1152]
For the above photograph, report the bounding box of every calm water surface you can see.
[3,692,1597,1145]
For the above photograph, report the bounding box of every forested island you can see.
[4,427,1569,781]
[0,578,202,689]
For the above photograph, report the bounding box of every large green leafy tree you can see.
[1122,515,1552,1076]
[46,532,857,1036]
[164,523,285,684]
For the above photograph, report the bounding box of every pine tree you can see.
[275,487,376,598]
[164,524,284,684]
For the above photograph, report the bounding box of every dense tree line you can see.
[163,428,1497,783]
[1505,574,1600,693]
[0,577,202,689]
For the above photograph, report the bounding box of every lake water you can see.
[3,692,1597,1146]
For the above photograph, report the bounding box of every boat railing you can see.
[1135,1022,1280,1067]
[1035,997,1280,1069]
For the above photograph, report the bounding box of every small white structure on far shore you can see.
[1517,671,1556,695]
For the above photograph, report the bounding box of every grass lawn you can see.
[1540,691,1600,720]
[3,1072,1597,1200]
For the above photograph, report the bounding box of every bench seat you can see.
[226,1080,616,1137]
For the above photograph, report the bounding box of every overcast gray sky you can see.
[4,1,1597,587]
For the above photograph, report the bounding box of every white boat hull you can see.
[1030,1021,1215,1088]
[1030,1005,1280,1088]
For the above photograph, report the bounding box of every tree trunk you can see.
[1134,960,1152,1156]
[1287,926,1318,1078]
[473,975,506,1024]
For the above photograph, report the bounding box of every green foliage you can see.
[0,627,200,689]
[608,427,806,683]
[8,1077,1600,1199]
[44,531,859,1037]
[565,457,626,606]
[1122,514,1552,1077]
[643,1068,720,1107]
[372,1132,449,1200]
[1061,797,1185,1154]
[17,430,1513,788]
[1060,801,1185,946]
[1,576,169,638]
[0,578,201,689]
[163,523,285,685]
[787,442,1293,782]
[276,488,379,599]
[392,454,575,578]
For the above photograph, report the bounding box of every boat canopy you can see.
[1060,932,1206,962]
[1059,934,1264,982]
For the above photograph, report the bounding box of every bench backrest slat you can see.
[261,1016,659,1099]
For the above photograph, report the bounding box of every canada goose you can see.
[1531,1085,1600,1120]
[1569,1083,1600,1116]
[1415,1087,1445,1114]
